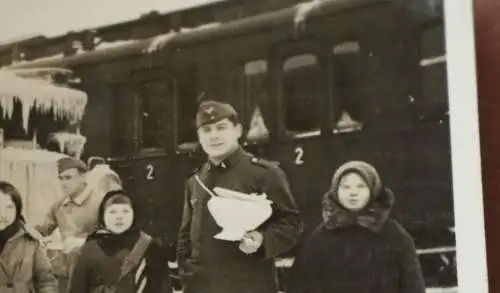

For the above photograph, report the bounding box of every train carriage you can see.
[1,0,454,288]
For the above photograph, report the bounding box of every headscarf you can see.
[322,161,395,232]
[87,189,140,255]
[0,181,25,252]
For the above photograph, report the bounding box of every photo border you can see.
[444,0,488,292]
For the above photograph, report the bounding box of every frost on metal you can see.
[333,111,363,134]
[246,106,270,143]
[95,39,139,50]
[294,0,324,29]
[333,42,360,55]
[146,31,178,53]
[147,22,222,53]
[420,55,446,67]
[0,70,88,132]
[179,22,222,33]
[48,132,87,159]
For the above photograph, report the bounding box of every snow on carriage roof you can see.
[0,147,67,163]
[0,69,87,131]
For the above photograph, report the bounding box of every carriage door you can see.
[130,72,175,239]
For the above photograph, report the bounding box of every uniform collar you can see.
[62,184,91,206]
[209,147,246,170]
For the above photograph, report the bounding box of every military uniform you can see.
[177,101,303,293]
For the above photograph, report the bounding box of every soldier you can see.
[177,100,303,293]
[37,157,121,293]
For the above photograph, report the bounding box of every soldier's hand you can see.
[239,231,264,254]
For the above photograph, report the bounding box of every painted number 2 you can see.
[146,164,155,180]
[294,146,305,165]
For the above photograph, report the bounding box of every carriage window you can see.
[175,71,199,150]
[139,80,169,149]
[281,53,321,137]
[244,60,270,143]
[332,42,363,133]
[418,25,447,121]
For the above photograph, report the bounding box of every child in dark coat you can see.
[68,190,172,293]
[288,161,425,293]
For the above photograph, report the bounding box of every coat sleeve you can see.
[176,181,193,268]
[286,241,312,293]
[395,223,426,293]
[67,245,91,293]
[146,241,173,293]
[258,166,303,259]
[36,203,58,237]
[33,243,58,293]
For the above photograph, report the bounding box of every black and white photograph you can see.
[0,0,487,293]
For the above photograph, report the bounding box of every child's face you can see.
[103,203,134,234]
[0,192,16,230]
[337,172,371,211]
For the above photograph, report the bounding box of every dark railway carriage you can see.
[4,0,454,288]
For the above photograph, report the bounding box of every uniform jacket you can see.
[288,161,425,293]
[177,147,303,293]
[0,223,58,293]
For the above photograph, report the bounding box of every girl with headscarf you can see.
[0,181,58,293]
[68,190,172,293]
[288,161,425,293]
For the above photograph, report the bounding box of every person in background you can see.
[68,190,172,293]
[0,181,58,293]
[36,157,121,292]
[288,161,425,293]
[177,100,303,293]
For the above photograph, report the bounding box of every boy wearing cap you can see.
[177,101,303,293]
[37,157,121,292]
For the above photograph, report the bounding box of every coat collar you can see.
[62,184,91,206]
[322,188,395,233]
[208,147,246,170]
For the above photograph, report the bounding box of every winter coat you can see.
[177,148,303,293]
[288,161,425,293]
[0,224,58,293]
[68,230,172,293]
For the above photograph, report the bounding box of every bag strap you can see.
[194,174,218,197]
[116,232,152,283]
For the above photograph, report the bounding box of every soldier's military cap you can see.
[196,100,238,128]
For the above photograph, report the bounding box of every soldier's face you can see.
[197,118,242,159]
[59,168,86,197]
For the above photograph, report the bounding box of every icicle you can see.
[0,96,15,119]
[246,106,270,142]
[294,0,323,30]
[51,132,87,158]
[21,96,35,132]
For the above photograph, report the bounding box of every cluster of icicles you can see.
[0,70,87,132]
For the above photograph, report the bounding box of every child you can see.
[68,190,172,293]
[0,181,58,293]
[288,161,425,293]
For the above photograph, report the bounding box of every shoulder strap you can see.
[116,232,152,283]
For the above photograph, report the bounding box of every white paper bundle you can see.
[207,187,272,241]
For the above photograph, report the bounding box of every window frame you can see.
[272,39,329,140]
